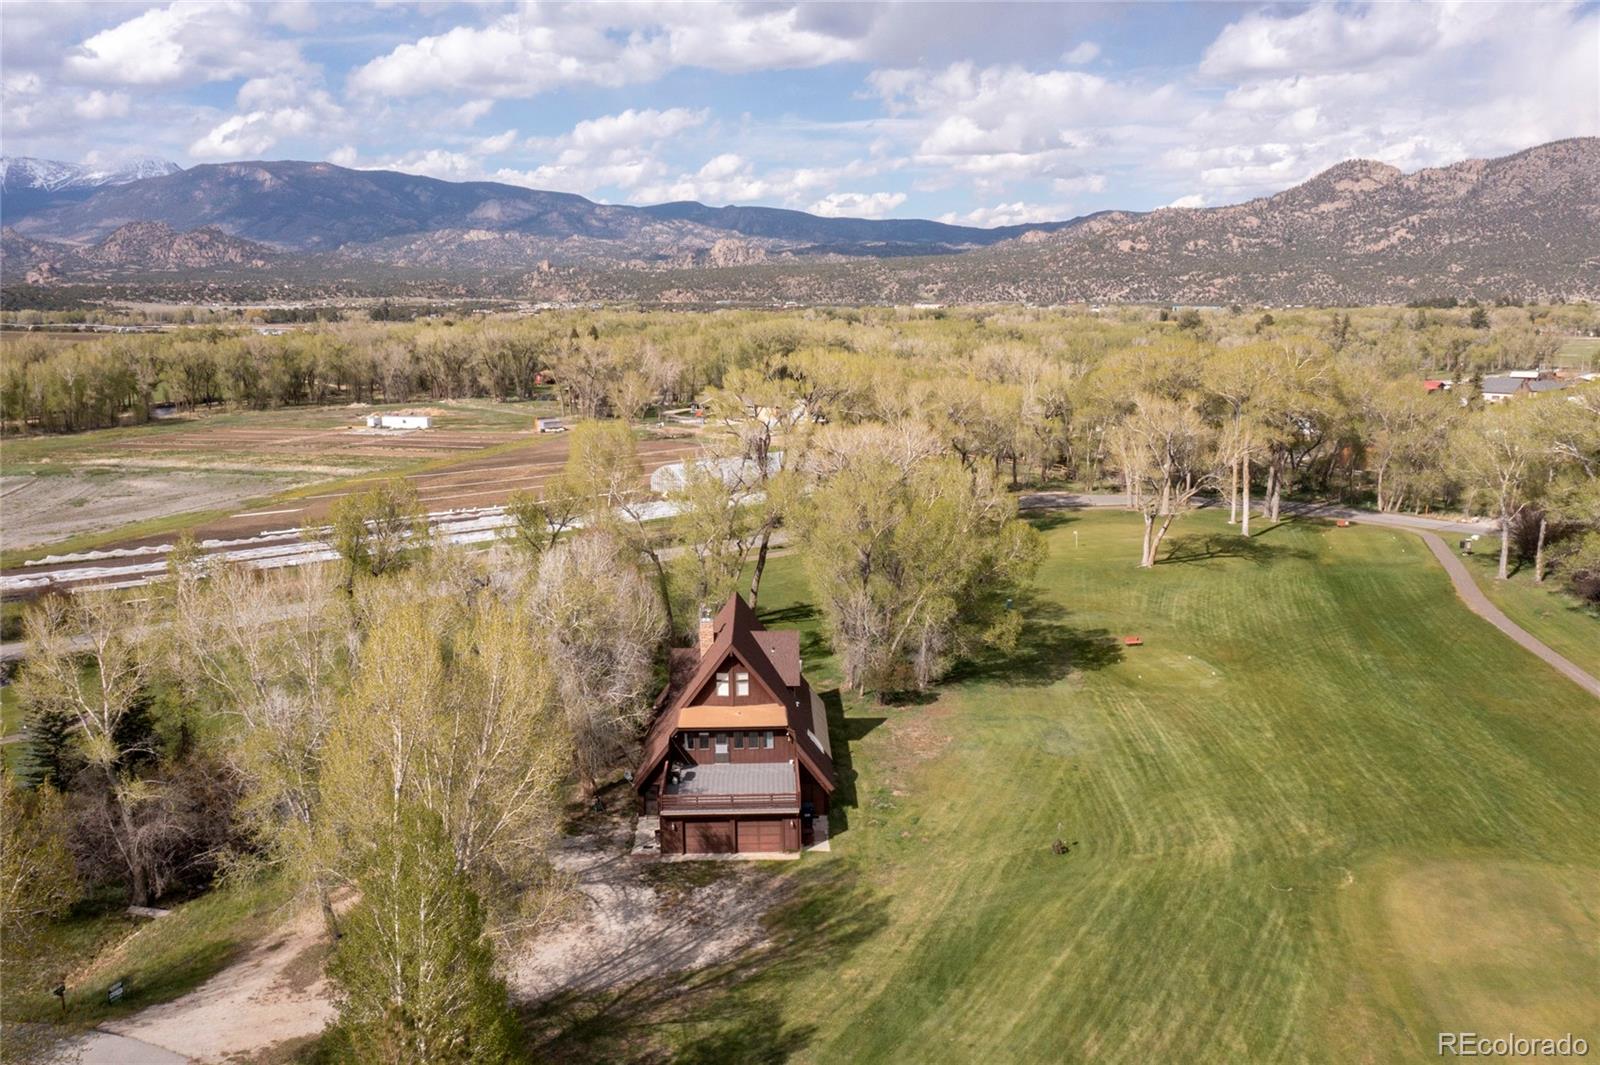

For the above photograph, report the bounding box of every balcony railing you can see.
[659,790,799,813]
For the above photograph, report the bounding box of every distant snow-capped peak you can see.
[0,156,181,191]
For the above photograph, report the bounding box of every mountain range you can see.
[2,139,1596,304]
[1,156,183,219]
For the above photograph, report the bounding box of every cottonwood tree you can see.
[1452,401,1543,580]
[15,591,169,906]
[561,419,678,630]
[327,803,521,1065]
[1108,394,1216,568]
[669,457,761,615]
[0,772,80,1064]
[1356,375,1457,513]
[792,422,1043,696]
[502,478,581,559]
[530,531,665,796]
[321,567,569,916]
[171,561,348,934]
[325,477,429,589]
[1526,389,1600,582]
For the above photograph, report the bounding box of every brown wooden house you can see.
[634,593,835,855]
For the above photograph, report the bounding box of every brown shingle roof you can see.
[634,593,834,795]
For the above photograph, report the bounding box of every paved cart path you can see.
[1411,529,1600,701]
[1018,493,1600,703]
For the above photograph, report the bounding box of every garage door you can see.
[684,820,734,854]
[737,820,785,853]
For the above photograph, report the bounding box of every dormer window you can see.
[715,671,730,697]
[735,671,750,697]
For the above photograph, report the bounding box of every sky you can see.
[3,1,1598,226]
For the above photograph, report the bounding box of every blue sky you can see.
[4,1,1597,225]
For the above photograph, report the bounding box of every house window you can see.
[697,732,709,749]
[764,730,774,749]
[735,671,750,697]
[715,672,730,697]
[733,732,744,749]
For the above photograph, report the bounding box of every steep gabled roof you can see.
[634,593,834,794]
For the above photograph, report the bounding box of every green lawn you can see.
[1458,549,1600,680]
[532,509,1600,1064]
[1,876,295,1031]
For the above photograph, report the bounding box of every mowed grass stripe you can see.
[704,510,1600,1065]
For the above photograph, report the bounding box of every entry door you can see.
[714,733,730,762]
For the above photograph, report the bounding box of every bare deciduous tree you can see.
[1109,394,1216,568]
[530,531,665,796]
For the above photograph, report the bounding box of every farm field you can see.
[538,510,1600,1064]
[0,401,703,573]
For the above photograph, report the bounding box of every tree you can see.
[321,565,569,912]
[560,420,677,630]
[1452,402,1542,580]
[0,771,80,1064]
[327,803,522,1065]
[530,532,665,795]
[669,457,761,615]
[172,562,348,934]
[1356,375,1457,512]
[326,478,428,588]
[502,480,580,559]
[1108,394,1215,567]
[15,591,167,905]
[1469,305,1491,329]
[792,422,1043,695]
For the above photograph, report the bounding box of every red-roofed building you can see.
[634,593,835,855]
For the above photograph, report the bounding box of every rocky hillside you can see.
[516,138,1600,306]
[2,221,276,281]
[953,137,1600,304]
[4,139,1595,304]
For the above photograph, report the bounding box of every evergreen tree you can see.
[16,700,77,789]
[327,803,523,1065]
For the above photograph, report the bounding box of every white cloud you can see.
[188,79,341,160]
[1062,42,1099,65]
[475,129,519,155]
[328,145,358,167]
[72,90,131,121]
[67,1,306,86]
[1165,194,1205,209]
[451,99,495,126]
[807,191,907,218]
[349,5,868,99]
[869,61,1184,192]
[565,108,708,153]
[938,202,1066,227]
[374,149,480,182]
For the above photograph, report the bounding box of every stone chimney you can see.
[697,605,715,656]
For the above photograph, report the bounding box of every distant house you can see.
[365,413,432,429]
[634,594,835,855]
[1423,379,1452,394]
[1481,371,1570,404]
[535,417,567,433]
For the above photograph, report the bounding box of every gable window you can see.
[697,732,710,749]
[735,671,750,697]
[764,730,774,749]
[715,671,730,697]
[733,732,744,749]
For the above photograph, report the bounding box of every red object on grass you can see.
[1123,636,1144,647]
